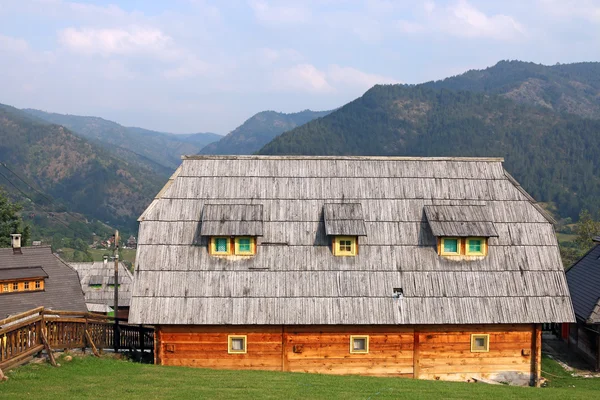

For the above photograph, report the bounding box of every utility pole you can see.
[113,230,119,353]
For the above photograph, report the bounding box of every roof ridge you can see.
[182,155,505,162]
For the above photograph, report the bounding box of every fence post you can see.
[139,325,144,352]
[113,318,119,353]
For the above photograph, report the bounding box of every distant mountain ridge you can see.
[423,60,600,119]
[199,109,332,155]
[1,104,164,229]
[23,109,222,170]
[259,63,600,220]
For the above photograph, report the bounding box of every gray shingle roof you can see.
[0,266,48,280]
[323,203,367,236]
[200,204,264,236]
[129,155,574,325]
[565,244,600,323]
[69,261,133,309]
[0,246,87,318]
[424,205,499,237]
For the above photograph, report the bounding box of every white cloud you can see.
[397,0,525,41]
[59,26,172,57]
[538,0,600,23]
[0,34,29,52]
[272,64,333,93]
[248,0,310,25]
[328,65,400,89]
[164,56,211,79]
[445,0,525,40]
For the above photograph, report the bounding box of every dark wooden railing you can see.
[0,307,153,371]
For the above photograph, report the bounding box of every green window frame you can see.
[213,237,230,254]
[466,237,486,256]
[441,237,460,255]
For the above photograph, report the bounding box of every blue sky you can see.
[1,0,599,134]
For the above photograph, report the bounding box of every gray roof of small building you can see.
[0,266,48,281]
[70,261,134,309]
[424,205,499,237]
[0,246,87,318]
[565,244,600,324]
[323,203,367,236]
[200,204,264,236]
[129,155,574,326]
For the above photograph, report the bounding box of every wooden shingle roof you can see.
[0,246,87,318]
[70,261,134,309]
[129,156,574,325]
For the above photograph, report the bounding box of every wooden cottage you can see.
[0,234,87,319]
[70,260,134,319]
[129,156,574,385]
[564,239,600,370]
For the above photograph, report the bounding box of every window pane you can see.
[35,280,41,289]
[443,239,458,253]
[239,238,251,252]
[215,238,228,252]
[232,338,244,350]
[24,282,29,290]
[13,283,18,291]
[353,338,366,351]
[475,338,485,348]
[469,240,482,253]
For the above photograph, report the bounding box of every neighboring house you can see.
[0,234,87,318]
[129,155,574,385]
[564,240,600,370]
[70,259,134,319]
[127,236,137,249]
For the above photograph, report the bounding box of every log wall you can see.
[157,324,538,384]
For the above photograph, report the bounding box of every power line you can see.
[0,169,93,240]
[0,162,89,225]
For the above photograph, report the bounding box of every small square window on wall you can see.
[228,335,247,354]
[466,237,487,256]
[333,236,357,256]
[234,237,256,255]
[211,237,231,255]
[12,282,18,291]
[24,281,30,290]
[470,334,490,352]
[440,237,460,256]
[350,335,369,354]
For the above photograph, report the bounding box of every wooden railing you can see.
[0,307,153,371]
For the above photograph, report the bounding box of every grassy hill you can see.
[1,354,598,399]
[0,104,164,229]
[23,109,222,170]
[199,109,331,155]
[259,84,600,220]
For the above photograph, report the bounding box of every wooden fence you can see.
[0,307,153,371]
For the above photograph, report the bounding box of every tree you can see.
[574,209,600,253]
[0,189,30,247]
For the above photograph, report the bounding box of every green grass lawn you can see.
[556,232,577,244]
[1,354,599,400]
[88,248,137,263]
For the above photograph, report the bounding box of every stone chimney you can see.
[103,255,108,266]
[11,233,22,255]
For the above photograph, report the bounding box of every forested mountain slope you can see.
[0,104,163,228]
[199,109,331,155]
[424,60,600,119]
[259,85,600,219]
[23,109,221,170]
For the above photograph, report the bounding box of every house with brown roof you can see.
[0,234,86,319]
[129,155,574,386]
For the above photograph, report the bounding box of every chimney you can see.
[11,234,22,255]
[103,255,108,266]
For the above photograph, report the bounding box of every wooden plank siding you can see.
[157,324,537,384]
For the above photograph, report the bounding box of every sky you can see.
[0,1,599,134]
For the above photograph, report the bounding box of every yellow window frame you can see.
[466,237,487,256]
[350,335,369,354]
[440,237,461,256]
[334,236,357,256]
[234,237,256,255]
[470,334,490,352]
[228,335,247,354]
[211,237,231,255]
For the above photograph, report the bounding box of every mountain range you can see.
[0,104,163,229]
[199,109,331,155]
[260,61,600,220]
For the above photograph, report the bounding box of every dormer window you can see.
[201,204,263,257]
[424,205,498,258]
[323,203,367,258]
[0,266,48,294]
